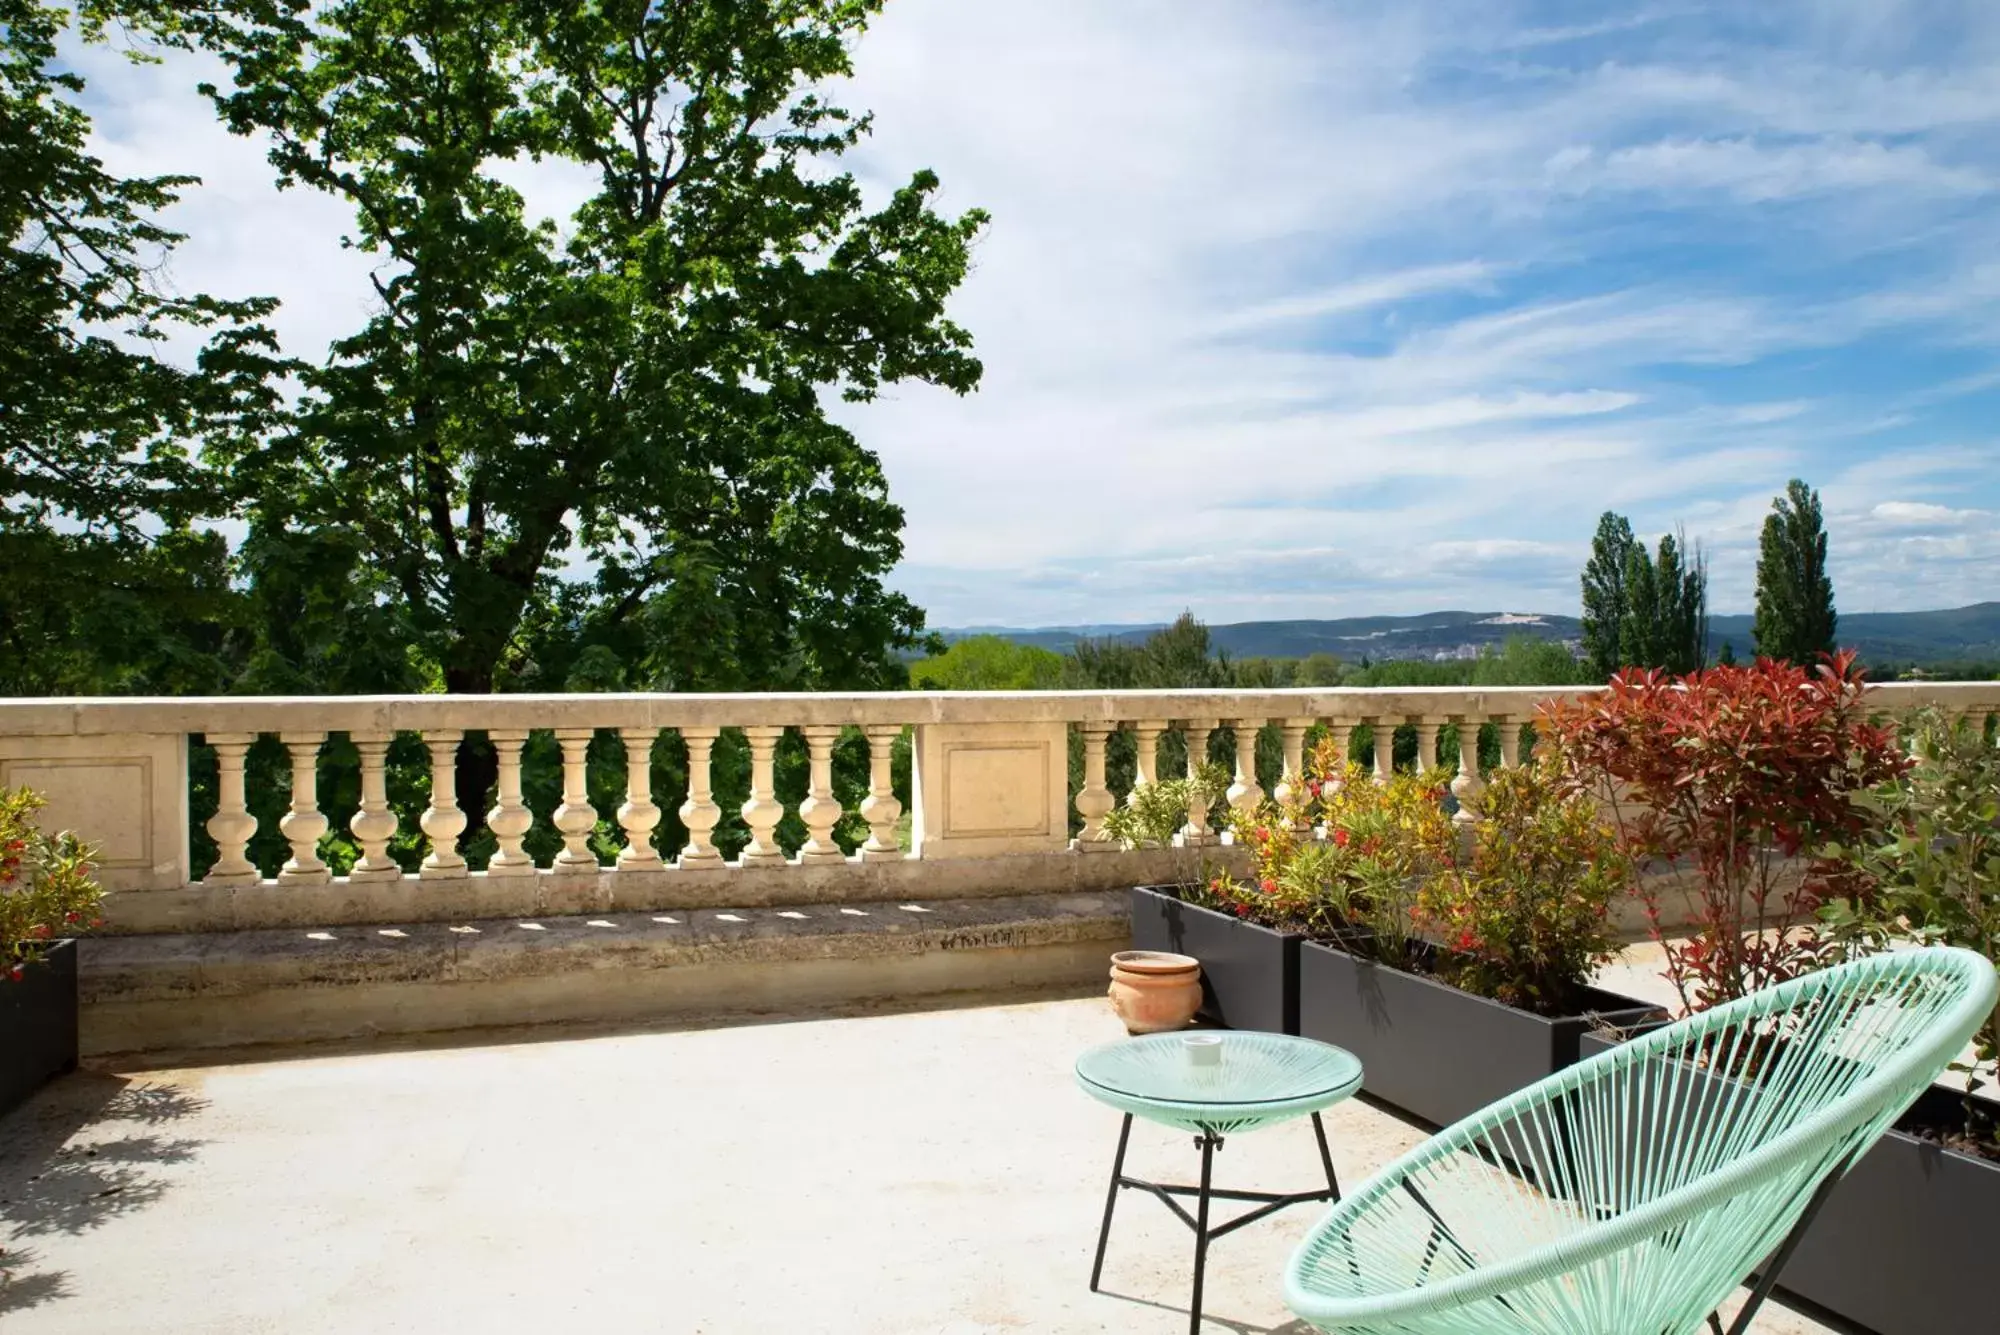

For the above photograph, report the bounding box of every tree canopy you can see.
[1578,511,1708,678]
[194,0,985,698]
[1753,478,1838,665]
[0,0,282,693]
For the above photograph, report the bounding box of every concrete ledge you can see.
[81,890,1132,1059]
[100,846,1250,934]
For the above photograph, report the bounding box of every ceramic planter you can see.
[1127,886,1303,1034]
[1577,1026,2000,1335]
[1105,950,1204,1034]
[0,939,80,1117]
[1299,939,1662,1129]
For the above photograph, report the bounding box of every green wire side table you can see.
[1076,1030,1364,1334]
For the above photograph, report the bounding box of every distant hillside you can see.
[1708,603,2000,667]
[939,603,2000,668]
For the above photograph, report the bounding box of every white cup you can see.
[1184,1034,1223,1066]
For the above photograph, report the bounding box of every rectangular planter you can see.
[1299,939,1661,1129]
[0,939,80,1118]
[1578,1026,1999,1335]
[1127,886,1303,1034]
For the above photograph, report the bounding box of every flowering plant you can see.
[1207,737,1457,964]
[1416,754,1628,1016]
[1819,707,2000,1149]
[0,786,106,978]
[1540,651,1905,1012]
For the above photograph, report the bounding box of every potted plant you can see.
[0,785,105,1116]
[1120,763,1304,1033]
[1543,651,1906,1012]
[1549,655,1969,1335]
[1765,705,2000,1335]
[1292,747,1660,1128]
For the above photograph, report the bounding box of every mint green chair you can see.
[1284,947,1998,1335]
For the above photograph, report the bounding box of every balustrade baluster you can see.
[1499,720,1524,769]
[1274,717,1313,834]
[348,732,400,881]
[1226,718,1265,823]
[1130,720,1165,794]
[1181,718,1219,846]
[678,727,725,870]
[859,725,903,862]
[616,728,664,871]
[419,731,468,879]
[486,729,536,877]
[202,732,260,885]
[1371,718,1397,785]
[277,731,329,885]
[1326,722,1354,793]
[550,728,600,872]
[797,726,846,865]
[1413,720,1442,774]
[1073,723,1116,852]
[739,725,787,866]
[1451,716,1485,828]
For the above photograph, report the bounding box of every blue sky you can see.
[79,1,2000,627]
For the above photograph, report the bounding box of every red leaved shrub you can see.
[1540,651,1906,1012]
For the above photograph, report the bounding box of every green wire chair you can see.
[1283,946,1999,1335]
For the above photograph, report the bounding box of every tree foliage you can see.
[909,635,1066,690]
[1579,511,1636,680]
[0,0,282,693]
[1753,477,1837,665]
[1579,512,1707,678]
[193,0,985,703]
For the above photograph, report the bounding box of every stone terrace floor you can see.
[1,996,1843,1334]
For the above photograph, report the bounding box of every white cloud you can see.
[1548,137,1991,202]
[62,0,2000,626]
[1212,262,1502,334]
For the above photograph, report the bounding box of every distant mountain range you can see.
[939,603,2000,667]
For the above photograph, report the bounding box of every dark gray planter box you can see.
[1578,1026,1999,1335]
[1127,886,1303,1034]
[0,939,79,1118]
[1300,939,1661,1129]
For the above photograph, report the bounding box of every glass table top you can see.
[1075,1031,1363,1112]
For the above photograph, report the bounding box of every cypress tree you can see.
[1753,479,1838,664]
[1580,512,1638,679]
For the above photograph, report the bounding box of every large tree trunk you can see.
[445,664,499,843]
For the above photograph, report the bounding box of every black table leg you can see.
[1188,1130,1219,1335]
[1089,1113,1133,1292]
[1311,1111,1340,1200]
[1090,1115,1339,1332]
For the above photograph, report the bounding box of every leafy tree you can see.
[195,0,985,816]
[1581,511,1707,679]
[1579,512,1637,679]
[1469,634,1589,687]
[1620,529,1706,676]
[1,0,282,693]
[1753,478,1837,665]
[1618,537,1660,671]
[909,636,1065,690]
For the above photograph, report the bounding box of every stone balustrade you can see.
[1,682,1995,936]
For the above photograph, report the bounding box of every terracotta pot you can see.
[1107,950,1204,1034]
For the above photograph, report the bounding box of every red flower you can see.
[1259,878,1277,895]
[1332,828,1350,847]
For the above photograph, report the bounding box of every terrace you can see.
[2,680,1997,1332]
